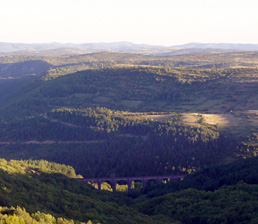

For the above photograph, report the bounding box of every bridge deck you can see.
[81,174,186,192]
[82,175,185,182]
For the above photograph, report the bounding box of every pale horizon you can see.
[1,0,258,46]
[1,41,258,47]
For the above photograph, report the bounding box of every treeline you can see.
[1,65,258,121]
[136,156,258,223]
[2,158,258,223]
[144,156,258,197]
[0,158,163,224]
[0,159,79,178]
[0,107,233,177]
[139,182,258,224]
[0,206,93,224]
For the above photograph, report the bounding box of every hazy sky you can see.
[1,0,258,46]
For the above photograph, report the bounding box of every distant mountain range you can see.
[0,41,258,56]
[175,43,258,51]
[0,41,164,54]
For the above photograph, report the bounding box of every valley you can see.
[0,49,258,223]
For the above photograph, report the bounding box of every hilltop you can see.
[1,41,258,56]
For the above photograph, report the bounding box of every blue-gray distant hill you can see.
[1,41,258,56]
[174,43,258,51]
[0,41,165,55]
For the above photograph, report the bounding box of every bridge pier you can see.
[111,180,117,192]
[142,179,146,190]
[127,180,132,193]
[157,178,162,184]
[112,184,116,192]
[83,175,185,193]
[97,181,102,190]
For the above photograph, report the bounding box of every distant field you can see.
[136,111,258,145]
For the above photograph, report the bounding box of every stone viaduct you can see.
[81,175,185,192]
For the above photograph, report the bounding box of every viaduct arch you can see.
[81,175,185,192]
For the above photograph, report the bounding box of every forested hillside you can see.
[0,61,257,178]
[0,107,230,177]
[2,64,258,119]
[1,157,258,223]
[139,156,258,223]
[144,156,258,197]
[0,51,258,223]
[0,158,162,224]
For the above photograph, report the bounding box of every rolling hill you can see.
[1,42,258,56]
[0,49,258,223]
[0,60,257,178]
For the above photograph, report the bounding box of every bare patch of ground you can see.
[132,112,243,129]
[180,113,200,125]
[129,112,257,136]
[202,114,240,128]
[177,112,255,130]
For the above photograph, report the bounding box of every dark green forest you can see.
[0,51,258,223]
[0,107,232,177]
[1,157,258,223]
